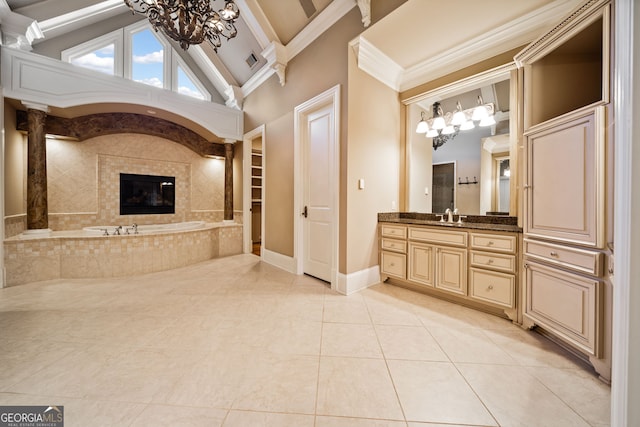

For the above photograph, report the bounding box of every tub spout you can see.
[113,226,122,236]
[131,223,138,234]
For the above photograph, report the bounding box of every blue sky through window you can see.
[177,66,205,100]
[71,44,115,75]
[132,29,164,88]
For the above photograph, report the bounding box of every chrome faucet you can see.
[113,225,122,235]
[131,223,138,234]
[445,208,454,223]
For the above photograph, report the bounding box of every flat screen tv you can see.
[120,173,175,215]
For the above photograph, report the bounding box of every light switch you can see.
[391,201,397,211]
[358,178,365,190]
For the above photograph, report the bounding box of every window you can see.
[62,30,122,76]
[62,22,210,101]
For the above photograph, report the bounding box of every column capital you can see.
[223,139,237,145]
[22,102,49,112]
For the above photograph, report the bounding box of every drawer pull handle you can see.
[488,241,494,245]
[487,285,494,291]
[389,263,395,267]
[550,251,559,257]
[487,259,494,264]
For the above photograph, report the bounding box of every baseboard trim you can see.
[262,249,296,274]
[336,265,381,295]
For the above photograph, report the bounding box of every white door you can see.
[302,105,334,282]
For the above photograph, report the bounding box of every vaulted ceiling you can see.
[1,0,583,108]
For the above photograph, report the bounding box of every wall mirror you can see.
[404,66,517,216]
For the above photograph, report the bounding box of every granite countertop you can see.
[378,212,522,233]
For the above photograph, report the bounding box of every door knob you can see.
[302,206,308,218]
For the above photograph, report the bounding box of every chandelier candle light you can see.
[123,0,240,51]
[416,96,496,150]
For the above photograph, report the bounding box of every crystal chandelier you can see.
[416,96,496,150]
[123,0,240,51]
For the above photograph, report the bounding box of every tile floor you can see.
[0,254,610,426]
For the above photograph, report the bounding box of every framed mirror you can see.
[404,65,517,216]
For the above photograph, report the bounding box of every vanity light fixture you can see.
[416,96,495,150]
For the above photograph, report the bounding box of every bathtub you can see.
[4,221,243,286]
[82,220,206,235]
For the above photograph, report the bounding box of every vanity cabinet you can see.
[469,231,518,310]
[515,0,612,381]
[379,222,520,321]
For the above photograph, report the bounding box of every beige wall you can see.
[345,42,401,274]
[3,103,25,217]
[242,2,406,268]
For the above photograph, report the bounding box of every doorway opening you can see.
[432,162,455,213]
[243,125,265,257]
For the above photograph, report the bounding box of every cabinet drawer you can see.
[381,238,406,254]
[381,251,406,280]
[525,239,603,276]
[381,224,407,239]
[409,227,467,247]
[469,268,515,308]
[470,251,516,273]
[470,232,517,253]
[525,261,601,356]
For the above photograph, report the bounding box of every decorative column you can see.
[223,140,235,222]
[25,103,50,231]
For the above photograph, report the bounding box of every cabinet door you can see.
[408,242,434,287]
[525,261,602,356]
[435,247,467,296]
[524,106,605,248]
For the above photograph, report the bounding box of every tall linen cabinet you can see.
[515,0,613,382]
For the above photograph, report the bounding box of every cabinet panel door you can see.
[381,251,406,280]
[435,247,467,295]
[524,106,604,248]
[525,261,601,356]
[408,242,434,287]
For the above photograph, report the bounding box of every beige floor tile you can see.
[457,363,591,426]
[375,325,449,361]
[483,328,586,369]
[323,300,372,324]
[130,404,227,427]
[321,323,382,358]
[387,360,497,425]
[428,326,516,364]
[364,299,422,326]
[231,353,319,414]
[316,357,404,420]
[526,366,611,426]
[223,410,315,427]
[0,255,610,426]
[316,416,408,426]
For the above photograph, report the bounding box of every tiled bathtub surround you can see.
[4,223,242,286]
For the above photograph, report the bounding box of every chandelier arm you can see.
[123,0,240,51]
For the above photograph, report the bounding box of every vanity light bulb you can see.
[460,120,475,130]
[441,125,456,135]
[479,115,496,127]
[426,129,439,138]
[416,119,429,133]
[451,111,466,126]
[432,116,446,130]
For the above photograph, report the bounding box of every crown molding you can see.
[0,0,43,50]
[354,37,403,91]
[356,0,581,93]
[37,0,126,41]
[234,0,277,49]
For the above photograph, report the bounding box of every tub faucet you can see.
[131,223,138,234]
[102,228,109,236]
[113,225,122,235]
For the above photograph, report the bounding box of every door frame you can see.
[432,161,457,213]
[293,84,340,289]
[242,125,265,256]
